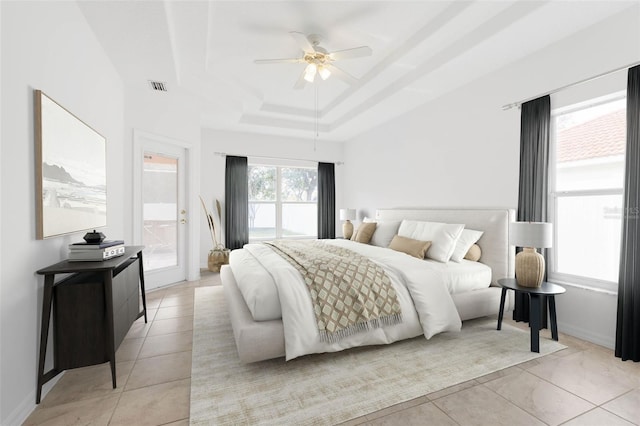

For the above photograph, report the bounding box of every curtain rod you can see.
[214,151,344,166]
[502,61,640,110]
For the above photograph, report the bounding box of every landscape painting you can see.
[35,90,107,239]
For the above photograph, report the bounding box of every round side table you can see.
[497,278,566,353]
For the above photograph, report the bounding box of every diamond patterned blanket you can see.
[264,240,403,343]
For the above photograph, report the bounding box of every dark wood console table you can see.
[35,246,147,404]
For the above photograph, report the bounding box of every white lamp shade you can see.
[509,222,553,248]
[339,208,356,221]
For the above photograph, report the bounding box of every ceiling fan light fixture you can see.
[304,63,317,83]
[318,66,331,80]
[254,31,372,89]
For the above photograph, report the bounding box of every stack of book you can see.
[68,240,125,262]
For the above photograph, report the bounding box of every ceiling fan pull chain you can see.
[314,85,319,151]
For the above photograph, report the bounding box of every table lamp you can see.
[339,208,356,239]
[509,222,553,287]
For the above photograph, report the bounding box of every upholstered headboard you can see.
[375,208,515,286]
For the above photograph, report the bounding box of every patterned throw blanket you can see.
[264,240,403,343]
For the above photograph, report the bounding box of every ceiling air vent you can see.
[148,80,167,92]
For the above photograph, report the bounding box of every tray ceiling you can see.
[78,1,636,141]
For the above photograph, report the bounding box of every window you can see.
[548,92,626,290]
[248,163,318,240]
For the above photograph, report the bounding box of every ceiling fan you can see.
[254,31,372,89]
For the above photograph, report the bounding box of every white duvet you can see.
[231,239,462,361]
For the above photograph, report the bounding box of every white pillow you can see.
[363,217,401,248]
[450,229,484,262]
[397,220,464,262]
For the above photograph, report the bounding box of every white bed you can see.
[222,208,515,363]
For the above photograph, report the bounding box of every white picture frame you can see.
[35,90,107,239]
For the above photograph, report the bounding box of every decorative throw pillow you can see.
[363,217,401,248]
[464,244,482,261]
[350,222,377,244]
[389,235,432,259]
[450,229,484,262]
[397,220,464,262]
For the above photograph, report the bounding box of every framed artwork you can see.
[35,90,107,239]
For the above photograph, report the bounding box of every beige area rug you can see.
[190,287,565,425]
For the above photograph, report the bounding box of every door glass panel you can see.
[143,153,178,270]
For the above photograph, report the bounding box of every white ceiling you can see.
[78,1,637,142]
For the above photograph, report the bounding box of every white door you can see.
[137,140,188,288]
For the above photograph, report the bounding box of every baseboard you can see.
[557,321,615,350]
[503,309,615,350]
[3,373,63,425]
[4,390,34,426]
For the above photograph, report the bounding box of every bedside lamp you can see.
[509,222,553,288]
[339,208,356,239]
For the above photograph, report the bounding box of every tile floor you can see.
[25,273,640,425]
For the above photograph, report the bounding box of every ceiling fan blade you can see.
[254,58,305,64]
[326,65,357,85]
[289,31,315,53]
[329,46,372,61]
[293,69,308,90]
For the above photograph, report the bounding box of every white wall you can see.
[199,129,345,268]
[344,89,521,219]
[0,2,125,423]
[343,7,640,348]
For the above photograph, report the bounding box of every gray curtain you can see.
[514,95,550,325]
[224,156,248,250]
[317,162,335,239]
[615,65,640,362]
